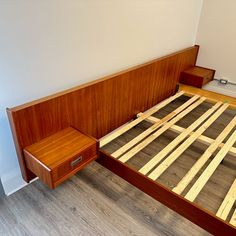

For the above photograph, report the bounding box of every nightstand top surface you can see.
[24,127,96,169]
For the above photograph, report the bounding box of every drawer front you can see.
[52,144,97,182]
[203,71,214,84]
[180,73,203,88]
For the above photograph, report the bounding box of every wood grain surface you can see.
[7,45,199,183]
[24,127,97,169]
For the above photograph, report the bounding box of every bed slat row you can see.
[137,113,236,157]
[118,96,205,162]
[100,91,236,227]
[148,103,229,180]
[112,95,201,158]
[139,101,222,175]
[173,116,236,195]
[185,130,236,201]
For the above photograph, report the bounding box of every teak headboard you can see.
[7,45,199,183]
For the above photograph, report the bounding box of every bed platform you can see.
[7,45,236,235]
[100,90,236,235]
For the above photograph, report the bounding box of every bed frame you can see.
[100,89,236,234]
[7,45,236,235]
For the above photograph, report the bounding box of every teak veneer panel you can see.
[7,45,199,183]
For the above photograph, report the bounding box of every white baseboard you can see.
[203,80,236,98]
[1,167,38,196]
[1,167,27,195]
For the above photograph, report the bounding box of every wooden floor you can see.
[0,160,210,236]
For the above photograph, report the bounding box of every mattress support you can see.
[137,113,236,156]
[114,95,202,159]
[148,103,229,180]
[101,91,236,230]
[140,101,222,175]
[173,116,236,195]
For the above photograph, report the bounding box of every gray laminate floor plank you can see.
[0,161,210,236]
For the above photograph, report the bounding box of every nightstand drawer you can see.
[24,127,98,188]
[52,144,97,183]
[203,72,213,84]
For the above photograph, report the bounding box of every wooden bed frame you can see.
[7,45,236,235]
[100,89,236,234]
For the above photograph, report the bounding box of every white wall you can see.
[196,0,236,96]
[0,0,203,194]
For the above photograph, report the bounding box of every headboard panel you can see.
[7,45,199,182]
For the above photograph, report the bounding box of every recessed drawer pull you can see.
[71,156,83,167]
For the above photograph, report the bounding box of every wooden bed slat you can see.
[137,113,236,157]
[139,102,222,175]
[148,103,228,181]
[216,179,236,221]
[173,116,236,194]
[100,91,184,147]
[185,130,236,202]
[230,210,236,227]
[112,95,200,158]
[118,97,206,163]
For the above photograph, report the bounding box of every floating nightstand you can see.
[24,127,98,188]
[180,66,215,88]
